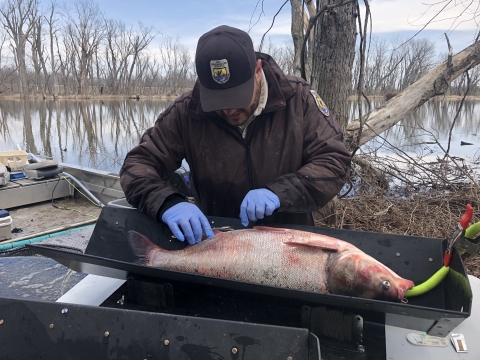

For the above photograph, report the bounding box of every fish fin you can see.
[284,240,340,252]
[128,230,165,265]
[253,226,293,232]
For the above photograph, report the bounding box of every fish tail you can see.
[127,230,161,265]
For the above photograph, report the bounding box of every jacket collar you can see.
[186,52,296,120]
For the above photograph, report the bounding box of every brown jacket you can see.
[120,53,351,226]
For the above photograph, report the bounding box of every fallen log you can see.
[346,39,480,148]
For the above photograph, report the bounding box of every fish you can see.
[128,226,414,301]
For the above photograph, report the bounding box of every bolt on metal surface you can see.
[0,319,4,325]
[231,347,238,354]
[396,252,401,257]
[164,339,170,346]
[358,345,365,353]
[104,331,110,337]
[49,324,54,329]
[61,308,68,314]
[287,357,293,360]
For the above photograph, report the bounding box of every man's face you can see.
[216,60,262,127]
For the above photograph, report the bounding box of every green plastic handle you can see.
[404,266,450,297]
[465,221,480,239]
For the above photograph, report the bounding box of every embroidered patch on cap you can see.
[310,90,329,116]
[210,59,230,84]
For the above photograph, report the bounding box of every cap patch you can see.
[210,59,230,84]
[310,90,329,116]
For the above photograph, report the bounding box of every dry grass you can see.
[315,186,480,278]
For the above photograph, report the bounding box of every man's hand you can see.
[239,189,280,227]
[161,202,214,244]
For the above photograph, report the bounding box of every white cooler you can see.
[0,215,12,241]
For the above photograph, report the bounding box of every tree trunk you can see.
[35,22,52,96]
[311,0,356,129]
[290,0,304,77]
[47,4,58,98]
[16,42,28,98]
[30,38,39,90]
[304,0,316,80]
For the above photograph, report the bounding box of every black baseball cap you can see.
[195,25,257,112]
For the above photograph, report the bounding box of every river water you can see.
[1,98,479,174]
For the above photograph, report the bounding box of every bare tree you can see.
[290,0,304,77]
[28,14,51,96]
[0,0,39,98]
[397,39,436,91]
[104,19,130,94]
[354,37,437,96]
[28,20,41,92]
[62,0,105,95]
[46,0,59,97]
[55,31,70,95]
[290,0,315,78]
[125,22,156,94]
[158,35,192,96]
[140,53,161,94]
[261,37,294,75]
[356,38,402,95]
[0,30,17,93]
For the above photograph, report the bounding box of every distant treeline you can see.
[0,0,478,98]
[352,37,480,97]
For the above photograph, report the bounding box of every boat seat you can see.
[23,160,63,180]
[0,162,9,185]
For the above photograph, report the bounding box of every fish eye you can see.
[382,280,391,290]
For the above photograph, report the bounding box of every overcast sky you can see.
[93,0,479,55]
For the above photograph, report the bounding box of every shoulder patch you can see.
[310,90,330,116]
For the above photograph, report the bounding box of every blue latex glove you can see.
[161,202,214,245]
[239,189,280,227]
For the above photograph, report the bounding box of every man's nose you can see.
[223,109,237,116]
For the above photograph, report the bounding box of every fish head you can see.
[328,251,414,301]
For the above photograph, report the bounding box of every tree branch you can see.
[259,0,289,52]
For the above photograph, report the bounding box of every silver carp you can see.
[128,226,414,301]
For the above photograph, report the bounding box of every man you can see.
[120,25,351,245]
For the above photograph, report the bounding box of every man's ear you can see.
[255,59,262,80]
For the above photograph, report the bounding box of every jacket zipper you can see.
[232,110,280,191]
[243,113,271,190]
[245,141,254,189]
[226,125,254,190]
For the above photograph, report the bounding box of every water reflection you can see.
[350,99,480,158]
[1,98,479,174]
[1,99,168,173]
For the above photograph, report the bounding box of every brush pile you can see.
[315,152,480,278]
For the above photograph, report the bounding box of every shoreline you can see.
[0,94,183,101]
[0,93,478,101]
[347,94,480,101]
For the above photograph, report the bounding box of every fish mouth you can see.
[397,280,415,301]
